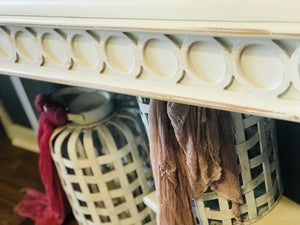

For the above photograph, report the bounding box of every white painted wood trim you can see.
[1,25,300,122]
[1,0,300,23]
[143,191,158,214]
[0,100,38,153]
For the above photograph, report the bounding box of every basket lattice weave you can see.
[51,104,156,225]
[136,97,283,225]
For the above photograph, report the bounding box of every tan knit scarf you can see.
[149,100,243,225]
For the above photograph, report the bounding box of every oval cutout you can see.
[144,39,178,78]
[0,32,12,59]
[15,31,39,62]
[42,33,68,65]
[188,42,226,83]
[71,34,99,68]
[105,36,135,73]
[240,44,283,90]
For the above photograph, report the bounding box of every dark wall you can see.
[20,77,67,119]
[0,74,67,128]
[0,75,31,127]
[277,120,300,204]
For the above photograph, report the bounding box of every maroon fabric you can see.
[14,94,70,225]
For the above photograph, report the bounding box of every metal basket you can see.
[50,91,155,225]
[137,97,282,225]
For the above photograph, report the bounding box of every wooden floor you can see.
[0,124,78,225]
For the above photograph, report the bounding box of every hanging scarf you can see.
[149,100,243,225]
[14,94,70,225]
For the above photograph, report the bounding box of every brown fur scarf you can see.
[149,100,243,225]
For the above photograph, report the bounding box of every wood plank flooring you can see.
[0,124,78,225]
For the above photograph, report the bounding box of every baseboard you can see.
[0,101,39,153]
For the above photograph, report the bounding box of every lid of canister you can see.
[67,91,114,124]
[53,87,114,125]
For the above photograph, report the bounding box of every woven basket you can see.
[50,90,156,225]
[136,97,283,225]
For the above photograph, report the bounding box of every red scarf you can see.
[14,94,70,225]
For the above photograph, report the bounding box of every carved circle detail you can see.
[239,44,284,90]
[290,47,300,93]
[105,36,135,73]
[41,33,68,65]
[15,31,39,62]
[3,25,299,106]
[71,34,99,69]
[0,29,13,60]
[144,38,178,78]
[187,42,226,83]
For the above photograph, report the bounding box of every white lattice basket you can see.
[50,91,155,225]
[137,97,283,225]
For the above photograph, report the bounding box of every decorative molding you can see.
[2,25,300,121]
